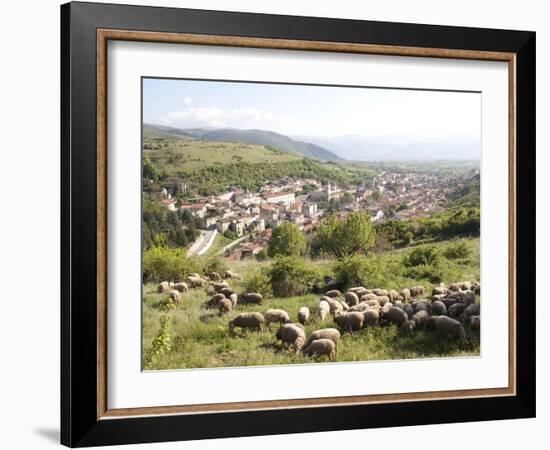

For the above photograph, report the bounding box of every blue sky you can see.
[143,77,480,142]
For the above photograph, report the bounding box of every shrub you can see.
[256,248,269,261]
[268,256,321,297]
[404,245,442,267]
[332,255,404,290]
[443,241,472,260]
[242,268,273,298]
[201,256,228,275]
[142,246,199,282]
[143,315,172,370]
[405,263,445,284]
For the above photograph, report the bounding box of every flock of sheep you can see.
[156,272,480,362]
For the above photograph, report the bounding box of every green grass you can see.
[144,137,300,175]
[142,237,480,370]
[201,233,235,257]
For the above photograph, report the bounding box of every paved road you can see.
[188,229,217,256]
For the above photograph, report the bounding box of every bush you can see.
[256,249,269,261]
[242,268,273,298]
[404,245,442,267]
[142,246,199,282]
[405,263,445,284]
[201,256,228,275]
[268,256,321,297]
[333,255,397,289]
[443,241,472,260]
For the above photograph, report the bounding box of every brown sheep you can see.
[448,302,467,318]
[173,282,188,293]
[458,303,480,324]
[400,288,411,302]
[363,309,380,327]
[229,312,265,333]
[220,287,235,298]
[205,293,226,308]
[239,293,263,305]
[186,276,204,288]
[348,287,369,297]
[383,306,409,328]
[167,290,181,307]
[218,298,233,316]
[469,315,481,330]
[157,281,170,293]
[207,272,223,282]
[304,328,341,348]
[302,338,337,361]
[344,291,360,306]
[409,310,429,331]
[334,311,364,333]
[212,281,230,293]
[325,289,342,298]
[275,323,306,351]
[264,309,291,329]
[435,316,466,343]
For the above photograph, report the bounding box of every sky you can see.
[143,77,481,143]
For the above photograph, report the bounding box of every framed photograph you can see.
[61,1,536,447]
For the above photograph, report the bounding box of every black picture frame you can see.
[61,1,536,447]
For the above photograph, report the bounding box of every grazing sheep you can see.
[325,289,342,298]
[340,301,350,311]
[448,290,475,305]
[410,286,424,297]
[275,323,306,350]
[412,301,430,313]
[435,316,466,342]
[383,307,409,327]
[372,288,388,296]
[334,311,364,333]
[439,297,461,310]
[207,272,223,282]
[186,276,204,288]
[376,295,391,307]
[229,312,265,333]
[361,293,378,301]
[460,281,472,291]
[218,297,233,316]
[173,282,188,293]
[157,281,170,293]
[304,328,341,347]
[400,288,411,302]
[220,287,235,298]
[403,303,415,319]
[348,287,368,297]
[393,300,404,310]
[410,310,429,331]
[205,293,226,308]
[189,272,201,279]
[458,303,480,324]
[212,281,230,293]
[381,301,393,315]
[228,293,238,307]
[449,282,461,292]
[430,300,447,316]
[473,282,481,295]
[239,293,263,305]
[448,302,467,318]
[426,315,439,331]
[303,338,337,361]
[264,309,291,329]
[167,290,181,307]
[388,290,400,302]
[364,299,381,308]
[318,300,330,322]
[344,291,360,306]
[298,307,310,325]
[363,309,380,326]
[469,315,481,330]
[224,270,242,281]
[349,302,370,312]
[327,299,344,315]
[432,286,448,296]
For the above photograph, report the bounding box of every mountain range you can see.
[143,124,343,162]
[144,123,480,162]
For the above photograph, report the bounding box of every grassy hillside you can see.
[144,131,301,175]
[143,237,480,370]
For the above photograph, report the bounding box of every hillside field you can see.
[142,237,480,370]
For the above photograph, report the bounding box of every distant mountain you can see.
[144,124,343,162]
[294,134,480,161]
[142,123,196,140]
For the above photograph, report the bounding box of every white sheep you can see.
[297,307,310,325]
[264,309,291,329]
[318,300,330,322]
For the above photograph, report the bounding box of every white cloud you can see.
[160,105,278,130]
[182,96,193,106]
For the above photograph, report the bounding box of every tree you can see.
[268,222,306,257]
[313,211,376,258]
[142,153,158,181]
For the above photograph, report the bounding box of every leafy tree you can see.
[313,211,376,258]
[404,245,442,267]
[143,153,158,181]
[268,256,321,297]
[268,222,306,257]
